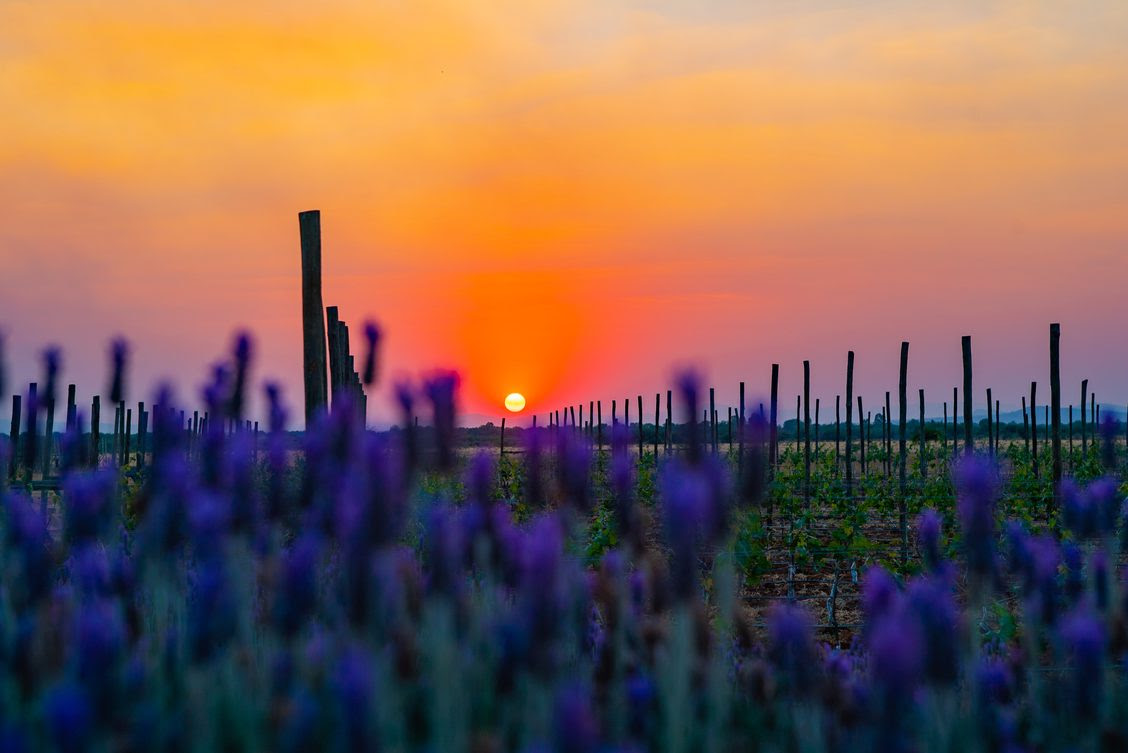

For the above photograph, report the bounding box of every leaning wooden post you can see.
[90,396,101,466]
[41,387,55,478]
[1081,379,1088,457]
[597,401,603,451]
[123,408,132,466]
[325,306,342,410]
[7,395,21,481]
[637,395,644,459]
[961,336,973,453]
[802,361,811,503]
[709,388,717,454]
[1030,382,1039,479]
[499,416,506,456]
[738,381,746,464]
[845,352,854,500]
[137,403,148,468]
[298,210,329,427]
[665,390,672,453]
[65,384,77,431]
[770,364,780,473]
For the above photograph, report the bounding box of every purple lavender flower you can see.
[422,503,464,598]
[862,567,899,627]
[1026,536,1061,625]
[75,599,125,695]
[109,337,128,405]
[264,382,288,434]
[556,430,593,514]
[954,455,999,579]
[187,560,236,663]
[362,321,381,386]
[63,468,116,545]
[521,515,565,649]
[660,461,711,601]
[738,410,769,506]
[5,493,53,608]
[553,684,599,753]
[44,682,92,753]
[905,576,959,685]
[976,655,1012,705]
[334,648,375,752]
[1061,606,1106,719]
[676,370,703,463]
[274,535,320,638]
[917,509,944,573]
[1062,479,1098,539]
[767,602,817,695]
[1062,542,1084,606]
[1087,476,1122,535]
[868,609,923,713]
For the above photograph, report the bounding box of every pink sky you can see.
[1,0,1126,427]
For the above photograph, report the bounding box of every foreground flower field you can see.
[1,334,1126,753]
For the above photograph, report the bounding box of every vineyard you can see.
[0,313,1127,752]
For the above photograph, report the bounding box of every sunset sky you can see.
[2,0,1127,427]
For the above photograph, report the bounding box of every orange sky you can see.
[2,0,1127,426]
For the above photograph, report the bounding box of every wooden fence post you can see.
[803,361,811,503]
[7,395,20,481]
[1022,396,1030,454]
[500,417,506,456]
[665,390,672,453]
[66,384,77,431]
[770,364,780,473]
[859,396,866,476]
[919,388,927,482]
[298,210,329,426]
[834,395,841,475]
[1081,379,1088,456]
[326,306,342,409]
[710,388,717,454]
[951,387,958,459]
[654,393,660,457]
[986,388,994,457]
[91,396,101,465]
[1030,382,1039,479]
[898,342,908,520]
[1050,324,1062,501]
[962,336,973,453]
[845,352,854,499]
[637,395,643,459]
[597,401,603,451]
[738,381,746,464]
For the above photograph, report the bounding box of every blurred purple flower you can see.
[275,535,320,638]
[767,602,817,695]
[954,455,999,579]
[553,684,599,753]
[660,461,711,602]
[44,682,92,753]
[556,430,592,515]
[905,576,959,685]
[335,648,375,752]
[917,509,944,573]
[1061,606,1105,719]
[63,468,116,545]
[862,567,899,628]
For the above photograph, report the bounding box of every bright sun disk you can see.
[504,392,526,413]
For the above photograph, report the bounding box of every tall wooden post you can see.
[500,416,506,456]
[7,395,21,481]
[834,395,841,475]
[961,336,973,453]
[654,393,660,457]
[326,306,342,409]
[986,388,994,457]
[770,364,780,473]
[66,384,77,431]
[637,395,644,459]
[918,388,927,482]
[299,210,329,426]
[91,396,101,465]
[845,352,854,499]
[1081,379,1088,456]
[803,360,811,504]
[1030,382,1039,479]
[898,342,908,519]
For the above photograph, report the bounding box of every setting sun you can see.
[504,392,526,413]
